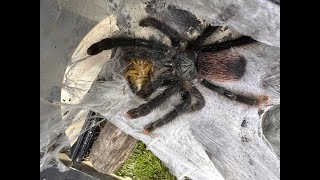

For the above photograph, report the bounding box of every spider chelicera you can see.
[87,17,269,134]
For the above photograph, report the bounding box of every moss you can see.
[115,141,177,180]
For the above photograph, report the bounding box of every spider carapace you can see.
[87,16,270,134]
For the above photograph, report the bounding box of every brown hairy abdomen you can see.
[197,50,246,82]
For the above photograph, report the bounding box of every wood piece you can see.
[58,153,119,180]
[89,120,138,174]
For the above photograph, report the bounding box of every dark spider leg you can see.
[196,36,257,53]
[201,79,269,106]
[126,83,181,119]
[186,86,205,112]
[87,37,170,55]
[144,89,191,134]
[136,76,175,99]
[139,17,182,47]
[123,48,167,63]
[187,25,221,50]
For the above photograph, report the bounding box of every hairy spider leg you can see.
[87,37,170,55]
[144,89,192,134]
[187,25,221,50]
[186,86,205,112]
[197,36,257,52]
[139,17,183,47]
[126,83,181,119]
[123,48,167,63]
[136,76,175,99]
[201,79,269,106]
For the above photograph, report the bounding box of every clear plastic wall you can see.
[40,0,280,179]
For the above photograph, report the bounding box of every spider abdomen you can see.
[197,50,246,82]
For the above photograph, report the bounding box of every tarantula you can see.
[87,17,269,134]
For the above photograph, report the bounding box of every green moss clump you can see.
[115,141,177,180]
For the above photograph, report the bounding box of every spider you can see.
[87,17,269,134]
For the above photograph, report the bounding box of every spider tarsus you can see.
[87,38,114,55]
[234,94,258,106]
[123,112,132,119]
[87,43,103,55]
[126,105,151,119]
[230,94,270,106]
[257,95,270,106]
[143,123,155,134]
[236,94,270,106]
